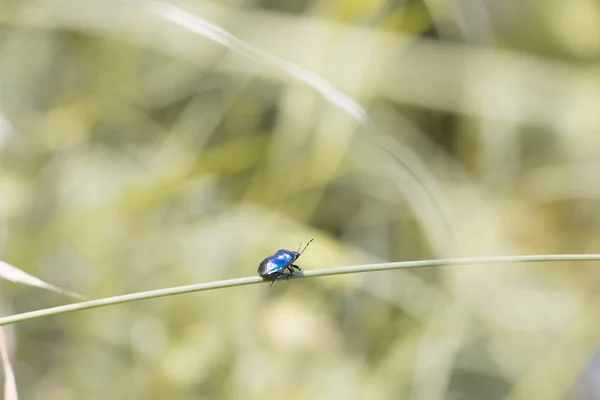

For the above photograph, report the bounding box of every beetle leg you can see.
[286,266,295,275]
[271,273,285,287]
[291,264,302,271]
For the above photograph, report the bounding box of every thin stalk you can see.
[0,254,599,326]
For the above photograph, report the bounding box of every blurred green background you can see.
[2,0,600,399]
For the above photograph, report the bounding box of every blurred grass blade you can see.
[147,1,369,124]
[146,1,457,255]
[0,113,15,150]
[0,261,84,300]
[0,328,17,400]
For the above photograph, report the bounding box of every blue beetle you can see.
[258,239,313,286]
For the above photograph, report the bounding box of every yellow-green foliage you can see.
[0,0,600,399]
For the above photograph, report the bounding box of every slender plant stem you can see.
[0,254,599,327]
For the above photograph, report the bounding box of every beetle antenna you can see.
[298,238,314,255]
